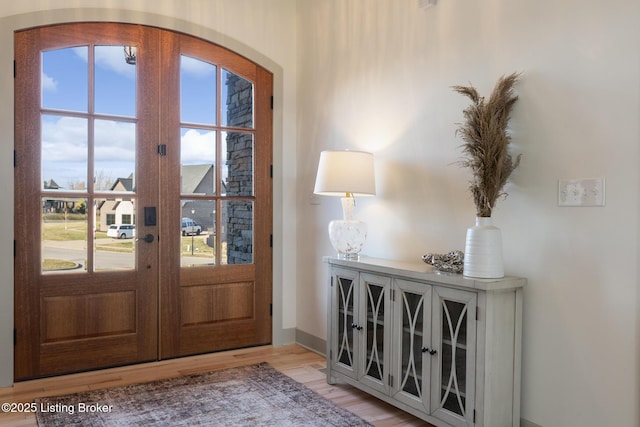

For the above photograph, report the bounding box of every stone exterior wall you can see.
[225,72,253,264]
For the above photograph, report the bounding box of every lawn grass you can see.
[42,222,236,265]
[96,240,135,253]
[42,221,110,241]
[181,235,214,257]
[43,258,78,271]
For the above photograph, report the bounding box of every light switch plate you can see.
[558,177,605,207]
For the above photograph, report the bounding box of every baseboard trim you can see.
[295,329,326,356]
[273,327,296,347]
[521,418,543,427]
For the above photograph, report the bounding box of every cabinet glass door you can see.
[331,268,358,378]
[359,273,391,394]
[392,279,432,412]
[431,287,477,427]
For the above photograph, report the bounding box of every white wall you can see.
[0,0,299,387]
[296,1,639,426]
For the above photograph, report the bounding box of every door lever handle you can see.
[136,234,154,243]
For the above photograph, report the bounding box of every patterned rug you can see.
[35,363,372,426]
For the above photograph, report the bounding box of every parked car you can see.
[107,224,136,239]
[181,218,202,236]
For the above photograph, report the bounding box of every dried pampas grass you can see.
[453,72,521,218]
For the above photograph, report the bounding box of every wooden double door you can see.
[14,23,273,380]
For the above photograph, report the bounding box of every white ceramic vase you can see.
[463,216,504,278]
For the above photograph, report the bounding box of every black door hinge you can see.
[269,234,273,247]
[473,410,476,423]
[270,164,273,178]
[270,303,273,316]
[270,95,274,109]
[157,144,167,156]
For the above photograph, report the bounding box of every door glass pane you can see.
[42,47,88,112]
[442,299,467,345]
[94,45,136,117]
[95,120,136,192]
[42,115,88,191]
[401,291,424,397]
[222,68,253,128]
[222,131,253,196]
[337,277,355,368]
[365,283,385,381]
[220,200,253,265]
[181,55,216,125]
[180,128,216,195]
[178,57,258,270]
[181,200,215,267]
[42,197,87,273]
[94,197,136,271]
[441,300,468,416]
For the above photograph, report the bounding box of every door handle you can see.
[137,234,154,243]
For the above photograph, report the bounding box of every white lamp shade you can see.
[313,150,376,196]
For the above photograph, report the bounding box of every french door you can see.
[14,23,272,380]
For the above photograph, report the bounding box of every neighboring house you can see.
[44,179,60,190]
[42,179,62,213]
[97,176,134,231]
[181,164,215,196]
[42,179,78,214]
[181,164,225,234]
[96,166,223,233]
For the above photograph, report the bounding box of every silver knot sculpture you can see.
[422,250,464,274]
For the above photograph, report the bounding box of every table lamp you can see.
[313,150,376,259]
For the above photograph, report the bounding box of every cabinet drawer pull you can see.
[421,347,437,355]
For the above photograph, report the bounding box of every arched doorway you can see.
[14,23,273,380]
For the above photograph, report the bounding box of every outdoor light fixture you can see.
[124,46,137,65]
[313,150,376,259]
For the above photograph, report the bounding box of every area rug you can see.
[35,363,372,426]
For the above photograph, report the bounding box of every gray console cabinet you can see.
[325,257,525,427]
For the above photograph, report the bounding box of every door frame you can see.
[0,9,288,387]
[14,22,273,379]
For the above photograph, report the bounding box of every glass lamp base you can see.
[328,219,367,259]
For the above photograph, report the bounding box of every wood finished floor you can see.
[0,344,432,426]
